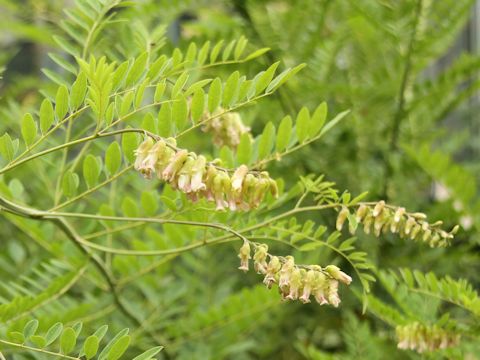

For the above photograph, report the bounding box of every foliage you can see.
[0,0,479,359]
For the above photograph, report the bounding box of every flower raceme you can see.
[238,242,352,307]
[396,322,460,353]
[336,201,459,247]
[134,138,278,211]
[201,109,251,149]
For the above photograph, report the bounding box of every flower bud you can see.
[374,211,387,236]
[411,212,427,220]
[155,145,175,175]
[190,155,207,192]
[299,270,316,303]
[231,165,249,192]
[326,280,340,307]
[253,244,268,274]
[263,256,281,288]
[313,271,328,305]
[238,241,251,272]
[139,140,166,178]
[286,268,302,300]
[268,178,279,198]
[162,149,188,181]
[422,229,432,243]
[324,265,352,285]
[363,213,374,234]
[278,256,295,289]
[336,207,349,231]
[394,207,405,222]
[410,224,422,240]
[177,155,195,192]
[355,204,368,222]
[372,200,385,217]
[134,137,155,174]
[450,225,460,235]
[404,217,416,235]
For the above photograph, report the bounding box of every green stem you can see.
[53,116,74,206]
[0,128,155,174]
[0,339,79,359]
[382,0,424,198]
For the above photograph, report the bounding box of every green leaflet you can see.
[62,170,80,197]
[55,85,69,120]
[105,141,122,176]
[154,80,166,103]
[121,130,138,163]
[23,319,39,339]
[45,323,63,346]
[122,196,139,217]
[39,99,55,134]
[21,113,37,146]
[276,115,292,152]
[0,133,15,161]
[141,191,159,216]
[106,335,130,360]
[172,95,188,131]
[255,62,279,95]
[84,335,100,359]
[70,71,87,110]
[208,78,222,113]
[97,328,129,360]
[171,72,189,98]
[60,327,77,354]
[83,154,102,188]
[132,346,164,360]
[222,71,240,107]
[125,51,148,86]
[237,132,252,165]
[257,122,276,160]
[158,102,173,136]
[191,88,205,123]
[295,107,310,143]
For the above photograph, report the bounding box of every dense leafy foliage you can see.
[0,0,479,359]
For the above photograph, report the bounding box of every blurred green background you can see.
[1,0,480,359]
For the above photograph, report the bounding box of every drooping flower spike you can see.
[336,201,458,247]
[238,242,352,307]
[134,138,278,211]
[396,322,460,353]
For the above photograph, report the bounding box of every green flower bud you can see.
[325,265,352,285]
[238,241,251,272]
[253,244,268,274]
[394,207,405,222]
[355,204,369,222]
[372,200,385,217]
[336,207,349,231]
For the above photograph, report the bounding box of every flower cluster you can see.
[238,242,352,307]
[134,138,278,211]
[201,109,251,149]
[336,201,459,247]
[396,322,460,353]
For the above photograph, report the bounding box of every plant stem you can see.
[382,0,424,198]
[0,339,79,359]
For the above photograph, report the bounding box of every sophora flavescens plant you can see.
[0,0,472,358]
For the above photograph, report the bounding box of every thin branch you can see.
[0,339,79,359]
